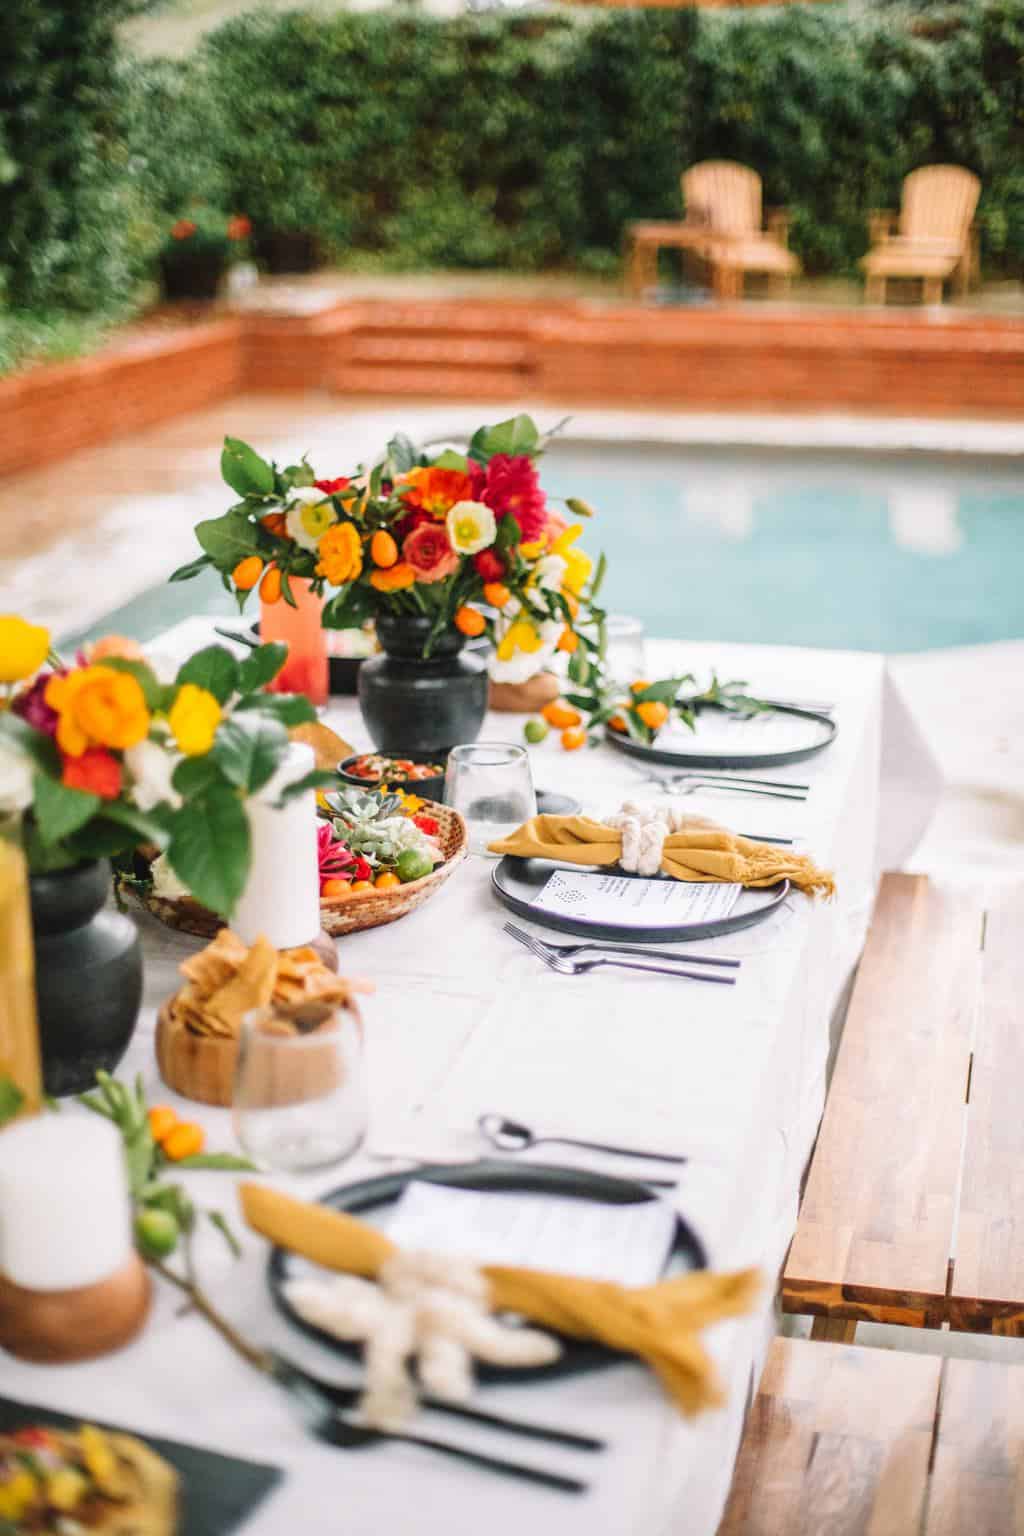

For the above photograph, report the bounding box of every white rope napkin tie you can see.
[607,802,718,877]
[283,1250,560,1428]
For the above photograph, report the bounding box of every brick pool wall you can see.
[2,301,1022,479]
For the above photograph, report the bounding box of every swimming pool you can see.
[66,439,1024,655]
[543,441,1024,653]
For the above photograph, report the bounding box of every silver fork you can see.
[640,773,808,803]
[507,925,737,984]
[503,922,740,971]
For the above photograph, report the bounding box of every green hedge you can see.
[3,0,1023,329]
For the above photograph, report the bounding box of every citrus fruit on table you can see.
[396,849,433,883]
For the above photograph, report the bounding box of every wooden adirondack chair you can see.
[625,159,799,299]
[862,165,981,305]
[682,160,800,299]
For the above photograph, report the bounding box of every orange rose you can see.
[369,563,416,593]
[89,634,145,663]
[45,666,150,758]
[316,521,363,586]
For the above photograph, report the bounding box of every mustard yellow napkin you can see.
[489,814,834,898]
[241,1183,759,1414]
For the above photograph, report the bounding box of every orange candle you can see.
[260,577,329,707]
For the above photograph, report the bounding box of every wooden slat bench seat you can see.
[719,1337,1024,1535]
[782,873,1024,1339]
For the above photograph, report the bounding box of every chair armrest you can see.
[868,210,897,246]
[765,207,790,246]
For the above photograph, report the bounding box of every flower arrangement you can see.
[0,617,329,917]
[170,414,606,685]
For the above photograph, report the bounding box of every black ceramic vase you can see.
[358,614,489,756]
[158,248,226,301]
[29,861,143,1097]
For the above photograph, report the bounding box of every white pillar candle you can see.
[0,1115,134,1291]
[233,741,321,950]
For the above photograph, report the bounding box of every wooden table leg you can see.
[923,275,943,306]
[810,1317,858,1343]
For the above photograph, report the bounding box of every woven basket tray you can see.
[132,804,468,941]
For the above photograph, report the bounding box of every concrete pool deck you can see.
[4,395,1023,899]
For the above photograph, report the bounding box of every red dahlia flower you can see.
[314,477,350,494]
[479,455,548,545]
[61,747,122,800]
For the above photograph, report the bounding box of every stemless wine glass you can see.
[604,614,647,689]
[444,742,537,857]
[233,1000,367,1173]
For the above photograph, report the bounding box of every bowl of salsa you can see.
[338,753,447,802]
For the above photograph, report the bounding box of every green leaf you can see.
[32,772,98,845]
[175,646,238,705]
[279,568,297,609]
[171,756,222,798]
[432,449,469,471]
[233,694,317,727]
[273,769,339,806]
[567,648,590,686]
[194,509,260,569]
[0,1078,25,1128]
[369,462,383,498]
[0,712,60,775]
[207,1209,243,1259]
[211,714,289,794]
[477,414,540,460]
[221,437,275,497]
[100,658,163,710]
[633,676,690,707]
[237,642,288,693]
[176,1153,258,1171]
[494,512,521,553]
[168,554,213,584]
[589,551,608,602]
[167,784,251,918]
[97,800,170,848]
[64,817,142,859]
[387,433,417,474]
[321,583,376,630]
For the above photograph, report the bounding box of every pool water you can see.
[67,441,1024,655]
[544,441,1024,652]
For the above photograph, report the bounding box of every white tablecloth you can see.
[4,628,941,1536]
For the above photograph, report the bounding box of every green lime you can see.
[396,848,433,884]
[524,718,549,744]
[135,1207,179,1260]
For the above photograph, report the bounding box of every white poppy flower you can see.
[125,738,181,813]
[0,740,33,814]
[446,500,496,557]
[284,486,337,552]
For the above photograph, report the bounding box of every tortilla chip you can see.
[289,721,353,773]
[204,935,278,1036]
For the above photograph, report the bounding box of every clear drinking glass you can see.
[603,614,647,689]
[444,742,537,857]
[233,1000,367,1173]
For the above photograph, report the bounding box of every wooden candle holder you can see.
[0,1253,151,1363]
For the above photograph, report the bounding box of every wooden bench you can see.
[782,872,1024,1339]
[720,1337,1024,1534]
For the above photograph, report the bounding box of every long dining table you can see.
[4,621,942,1536]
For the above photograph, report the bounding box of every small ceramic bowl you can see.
[337,752,447,803]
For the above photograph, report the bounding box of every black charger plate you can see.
[492,856,789,943]
[269,1159,705,1383]
[606,700,836,771]
[0,1396,282,1535]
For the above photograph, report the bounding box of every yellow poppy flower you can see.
[315,521,363,585]
[496,619,545,662]
[0,614,50,684]
[168,683,222,757]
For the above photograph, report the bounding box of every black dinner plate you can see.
[0,1396,282,1536]
[269,1159,706,1383]
[606,700,836,770]
[492,856,789,943]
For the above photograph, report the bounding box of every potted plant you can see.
[169,417,607,755]
[158,207,252,301]
[0,621,324,1093]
